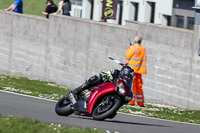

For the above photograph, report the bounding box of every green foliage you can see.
[0,115,103,133]
[0,0,59,16]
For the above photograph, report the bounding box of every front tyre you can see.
[108,111,117,119]
[92,94,122,120]
[55,95,73,116]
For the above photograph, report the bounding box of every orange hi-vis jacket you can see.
[125,44,147,74]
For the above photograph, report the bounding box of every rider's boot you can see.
[72,75,101,97]
[72,82,88,96]
[73,86,84,96]
[67,86,83,101]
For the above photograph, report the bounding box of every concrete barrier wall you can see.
[0,11,199,109]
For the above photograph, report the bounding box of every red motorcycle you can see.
[55,58,134,120]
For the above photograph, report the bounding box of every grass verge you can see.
[0,74,200,125]
[119,104,200,124]
[0,74,70,100]
[0,114,103,133]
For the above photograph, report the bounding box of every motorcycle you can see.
[55,57,134,120]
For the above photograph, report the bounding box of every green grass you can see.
[0,74,200,125]
[0,0,59,16]
[119,104,200,124]
[0,74,71,100]
[0,114,103,133]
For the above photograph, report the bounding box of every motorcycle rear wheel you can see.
[92,94,121,120]
[55,95,73,116]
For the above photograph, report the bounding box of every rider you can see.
[72,69,121,96]
[72,66,134,97]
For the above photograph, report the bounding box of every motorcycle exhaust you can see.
[68,92,77,104]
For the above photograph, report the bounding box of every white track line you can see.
[0,89,199,126]
[0,89,57,102]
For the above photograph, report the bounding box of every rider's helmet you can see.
[120,66,134,78]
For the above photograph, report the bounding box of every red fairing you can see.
[87,82,116,114]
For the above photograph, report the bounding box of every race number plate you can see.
[68,93,77,104]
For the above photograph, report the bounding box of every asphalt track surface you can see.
[0,90,200,133]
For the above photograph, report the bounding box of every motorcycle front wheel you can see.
[55,95,73,116]
[92,94,122,120]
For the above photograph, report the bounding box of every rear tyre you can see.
[55,95,73,116]
[92,94,121,120]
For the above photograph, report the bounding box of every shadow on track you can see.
[69,115,171,128]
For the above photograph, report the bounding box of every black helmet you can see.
[120,66,134,78]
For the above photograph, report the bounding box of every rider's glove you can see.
[99,71,113,82]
